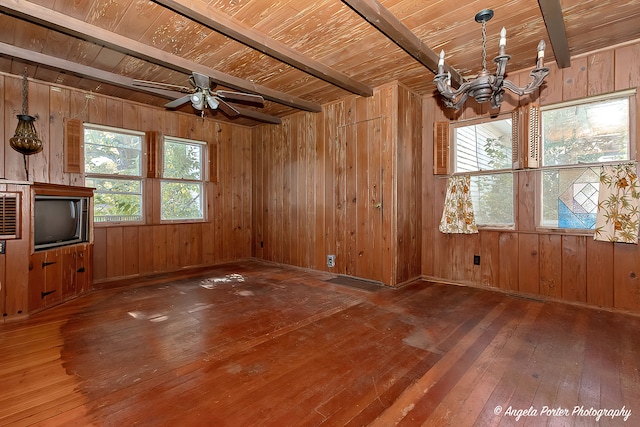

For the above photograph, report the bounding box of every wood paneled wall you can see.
[422,41,640,313]
[0,72,252,316]
[252,82,422,286]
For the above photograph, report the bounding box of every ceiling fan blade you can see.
[217,99,240,117]
[216,90,265,106]
[164,94,192,109]
[133,79,192,93]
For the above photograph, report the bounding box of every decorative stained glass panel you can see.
[542,167,599,229]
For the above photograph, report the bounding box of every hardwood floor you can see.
[1,259,639,426]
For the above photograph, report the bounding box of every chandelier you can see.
[433,9,549,110]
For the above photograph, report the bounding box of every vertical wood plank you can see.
[614,43,640,91]
[334,101,347,274]
[479,231,500,288]
[355,99,370,279]
[464,232,481,284]
[49,87,70,184]
[498,232,519,291]
[314,109,326,271]
[92,227,107,282]
[561,235,587,302]
[122,227,139,277]
[4,76,26,180]
[539,234,562,298]
[368,101,383,282]
[539,62,563,106]
[518,233,540,295]
[304,112,316,269]
[281,116,292,265]
[612,243,640,312]
[587,50,615,96]
[344,96,357,276]
[586,238,614,307]
[138,225,154,276]
[324,103,337,272]
[165,224,180,271]
[562,56,588,101]
[28,81,49,183]
[380,85,396,285]
[517,171,536,232]
[251,127,264,259]
[421,95,436,278]
[152,225,167,273]
[106,227,124,278]
[241,127,252,259]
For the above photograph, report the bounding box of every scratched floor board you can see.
[1,259,639,426]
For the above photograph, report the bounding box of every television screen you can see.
[34,196,86,249]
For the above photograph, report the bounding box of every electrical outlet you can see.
[473,255,480,265]
[327,255,336,268]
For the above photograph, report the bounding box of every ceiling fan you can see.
[133,72,281,124]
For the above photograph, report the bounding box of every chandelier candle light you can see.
[434,9,549,110]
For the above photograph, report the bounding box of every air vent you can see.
[0,193,20,239]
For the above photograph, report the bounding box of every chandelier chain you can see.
[21,68,28,115]
[481,21,487,71]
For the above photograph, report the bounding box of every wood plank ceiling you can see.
[0,0,638,125]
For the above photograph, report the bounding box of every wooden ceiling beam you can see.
[0,42,283,124]
[0,0,321,112]
[538,0,571,68]
[154,0,373,98]
[0,42,183,99]
[342,0,464,86]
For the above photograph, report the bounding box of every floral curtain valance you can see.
[439,175,478,234]
[594,162,640,244]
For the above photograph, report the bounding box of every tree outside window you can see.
[84,126,143,223]
[161,137,205,221]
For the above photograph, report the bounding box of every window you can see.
[540,92,633,229]
[161,137,205,221]
[453,118,514,227]
[84,125,143,223]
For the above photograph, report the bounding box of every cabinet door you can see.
[29,251,47,312]
[42,250,62,306]
[76,246,90,294]
[61,249,77,299]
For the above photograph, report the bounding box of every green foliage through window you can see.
[161,137,205,221]
[84,126,143,223]
[161,182,203,220]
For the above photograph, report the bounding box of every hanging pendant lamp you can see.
[9,69,42,181]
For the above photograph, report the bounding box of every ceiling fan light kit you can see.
[135,71,272,122]
[434,9,549,110]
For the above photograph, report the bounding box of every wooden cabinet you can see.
[28,243,92,312]
[0,183,94,321]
